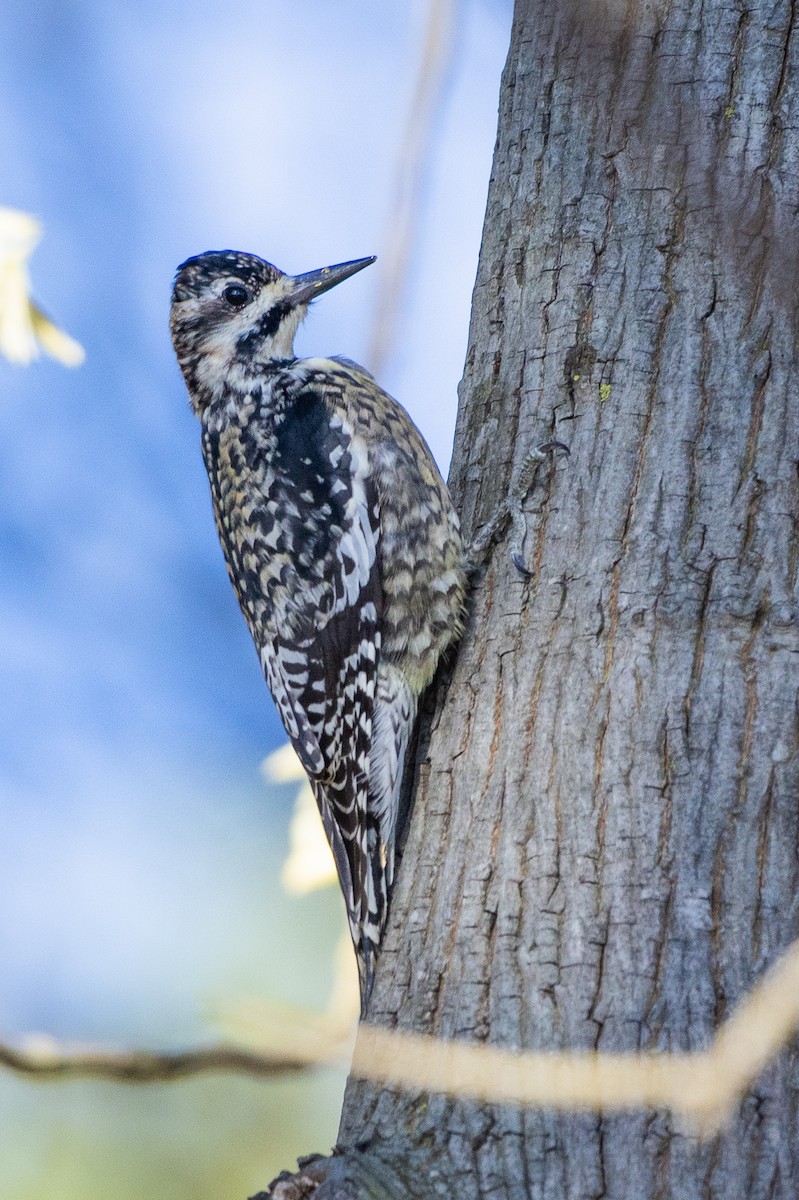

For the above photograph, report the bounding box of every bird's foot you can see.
[466,440,569,577]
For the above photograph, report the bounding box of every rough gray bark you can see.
[262,0,799,1196]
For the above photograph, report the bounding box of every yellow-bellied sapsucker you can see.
[170,250,466,1007]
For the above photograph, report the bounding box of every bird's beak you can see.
[285,256,376,308]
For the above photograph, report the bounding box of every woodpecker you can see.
[170,250,466,1007]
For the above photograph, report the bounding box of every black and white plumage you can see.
[170,250,466,1007]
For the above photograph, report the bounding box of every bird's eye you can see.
[223,284,250,309]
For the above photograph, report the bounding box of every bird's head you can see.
[170,249,375,412]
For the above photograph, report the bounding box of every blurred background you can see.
[0,1,511,1196]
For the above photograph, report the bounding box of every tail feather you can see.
[367,665,417,888]
[314,664,417,1012]
[351,666,417,1010]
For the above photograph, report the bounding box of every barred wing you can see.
[202,389,384,974]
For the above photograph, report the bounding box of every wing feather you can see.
[202,386,383,956]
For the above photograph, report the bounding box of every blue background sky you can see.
[0,2,510,1194]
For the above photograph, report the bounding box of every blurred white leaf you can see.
[261,741,307,784]
[262,744,338,896]
[0,207,84,366]
[281,781,338,896]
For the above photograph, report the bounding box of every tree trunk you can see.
[264,1,799,1196]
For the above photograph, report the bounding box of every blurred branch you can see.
[4,937,799,1131]
[2,943,359,1084]
[0,1036,317,1083]
[367,0,460,376]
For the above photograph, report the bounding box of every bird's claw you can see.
[467,437,570,577]
[532,440,570,460]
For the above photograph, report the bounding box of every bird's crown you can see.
[172,251,282,303]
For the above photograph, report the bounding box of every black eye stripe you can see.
[223,284,250,309]
[257,300,290,338]
[235,301,292,355]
